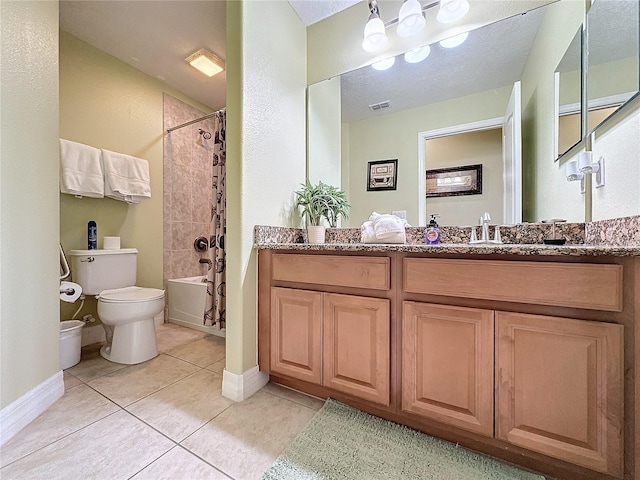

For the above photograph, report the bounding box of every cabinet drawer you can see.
[273,254,390,290]
[404,258,622,311]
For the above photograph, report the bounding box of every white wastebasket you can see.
[60,320,85,369]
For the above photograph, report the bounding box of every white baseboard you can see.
[81,323,105,346]
[0,370,64,447]
[222,366,268,402]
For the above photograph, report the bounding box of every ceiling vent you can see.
[368,100,391,112]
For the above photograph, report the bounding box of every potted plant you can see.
[294,180,350,244]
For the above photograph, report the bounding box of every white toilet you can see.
[69,248,165,365]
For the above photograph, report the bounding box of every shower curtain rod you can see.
[165,108,225,133]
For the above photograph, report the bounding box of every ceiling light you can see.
[437,0,470,24]
[404,45,431,63]
[397,0,426,38]
[439,31,469,48]
[185,48,225,77]
[372,57,396,71]
[362,3,388,53]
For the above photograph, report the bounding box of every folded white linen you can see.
[59,139,104,198]
[102,149,151,203]
[372,213,406,243]
[360,221,377,243]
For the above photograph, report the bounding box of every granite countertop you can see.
[255,242,640,257]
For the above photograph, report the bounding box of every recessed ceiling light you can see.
[185,48,225,77]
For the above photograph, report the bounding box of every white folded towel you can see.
[360,221,377,243]
[371,213,406,243]
[360,213,407,244]
[59,139,104,198]
[101,149,151,204]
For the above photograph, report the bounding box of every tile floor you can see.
[0,323,323,480]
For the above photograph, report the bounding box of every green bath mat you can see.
[261,399,544,480]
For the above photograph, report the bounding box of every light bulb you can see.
[404,45,431,63]
[437,0,470,24]
[372,56,396,71]
[363,13,388,52]
[397,0,426,38]
[439,31,469,48]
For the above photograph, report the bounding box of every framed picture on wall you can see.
[426,164,482,197]
[367,159,398,191]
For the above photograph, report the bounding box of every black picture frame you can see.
[367,159,398,191]
[426,164,483,198]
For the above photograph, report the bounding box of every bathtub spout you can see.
[199,258,212,268]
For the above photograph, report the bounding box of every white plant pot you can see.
[307,225,326,244]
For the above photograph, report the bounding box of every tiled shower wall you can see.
[162,93,213,284]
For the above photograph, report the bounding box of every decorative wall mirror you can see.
[586,0,639,136]
[554,25,582,162]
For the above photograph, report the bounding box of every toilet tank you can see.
[69,248,138,295]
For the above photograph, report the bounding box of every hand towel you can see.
[102,149,151,203]
[59,139,104,198]
[360,221,377,243]
[372,214,406,243]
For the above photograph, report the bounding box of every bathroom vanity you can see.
[256,232,639,480]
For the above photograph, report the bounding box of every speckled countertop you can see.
[254,216,640,257]
[255,242,639,257]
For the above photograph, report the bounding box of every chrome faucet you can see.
[470,212,502,244]
[199,258,212,270]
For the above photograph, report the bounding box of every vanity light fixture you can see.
[404,45,431,63]
[363,0,388,52]
[437,0,471,24]
[565,159,586,193]
[578,151,606,188]
[439,31,469,48]
[372,56,396,71]
[185,48,225,77]
[363,0,470,52]
[397,0,426,38]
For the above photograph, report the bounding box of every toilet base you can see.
[100,318,158,364]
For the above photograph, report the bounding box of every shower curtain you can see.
[204,110,226,328]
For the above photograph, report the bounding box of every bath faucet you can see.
[199,258,212,269]
[480,212,491,242]
[469,212,502,245]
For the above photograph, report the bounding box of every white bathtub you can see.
[166,276,225,337]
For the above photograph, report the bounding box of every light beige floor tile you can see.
[130,446,231,480]
[165,335,225,367]
[63,370,83,390]
[127,370,233,442]
[88,354,200,407]
[205,356,226,374]
[0,384,119,468]
[0,410,174,480]
[263,382,325,411]
[156,323,207,352]
[181,389,316,480]
[65,342,127,382]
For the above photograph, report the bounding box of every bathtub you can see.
[166,276,225,337]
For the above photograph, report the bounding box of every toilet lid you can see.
[99,286,165,303]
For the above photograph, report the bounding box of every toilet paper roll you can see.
[103,236,120,250]
[60,281,82,303]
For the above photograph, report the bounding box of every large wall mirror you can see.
[555,25,582,161]
[586,0,639,136]
[308,0,639,227]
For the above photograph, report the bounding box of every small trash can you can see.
[59,320,85,369]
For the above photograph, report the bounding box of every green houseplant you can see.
[294,180,350,243]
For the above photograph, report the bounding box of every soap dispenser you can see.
[424,214,441,245]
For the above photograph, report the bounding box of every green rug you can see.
[261,399,544,480]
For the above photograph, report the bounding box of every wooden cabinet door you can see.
[402,302,494,436]
[323,293,390,405]
[496,312,623,477]
[270,287,322,384]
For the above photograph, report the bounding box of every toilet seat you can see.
[99,286,164,303]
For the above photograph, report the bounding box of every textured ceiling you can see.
[289,0,361,26]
